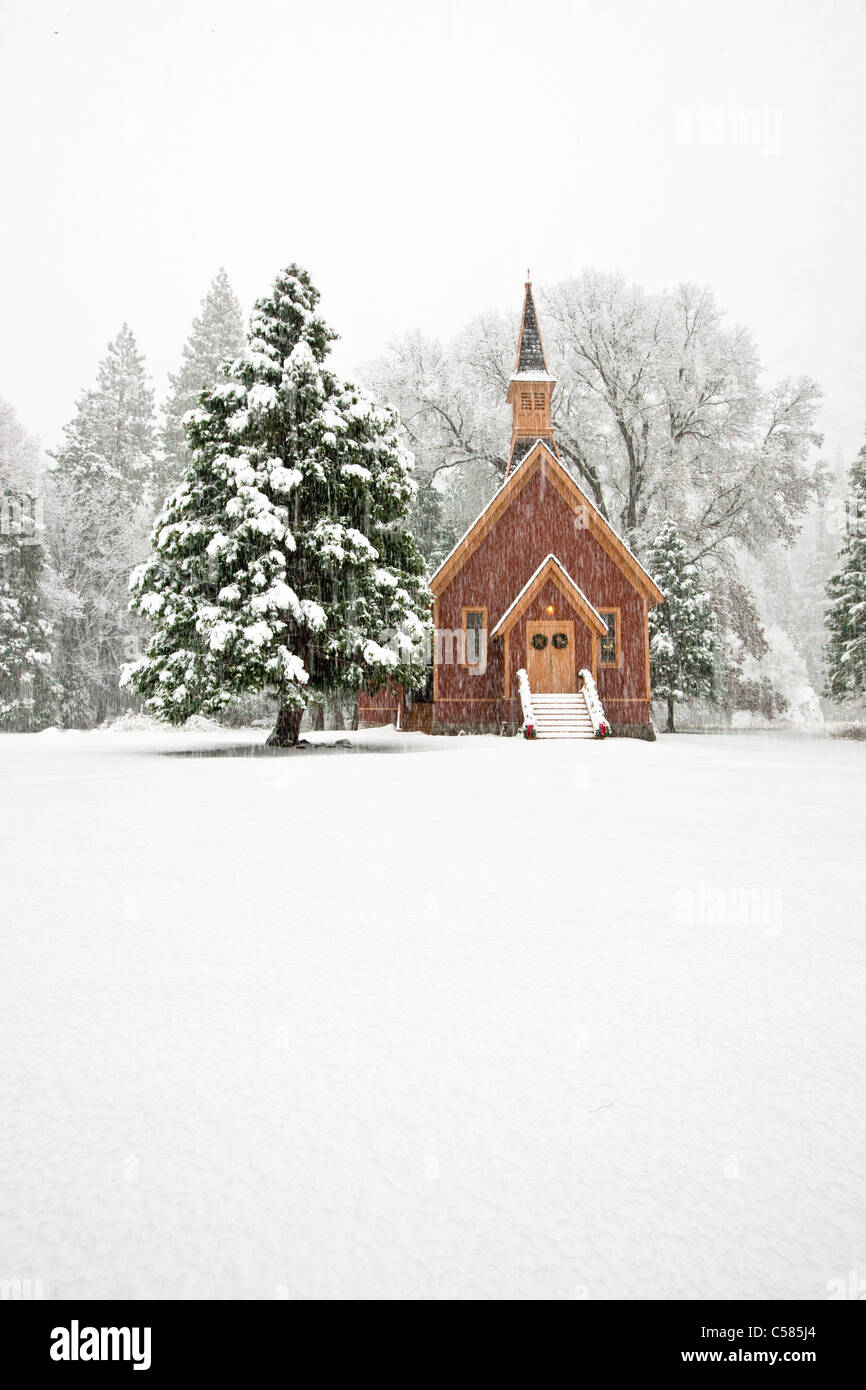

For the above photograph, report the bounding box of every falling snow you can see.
[1,726,863,1299]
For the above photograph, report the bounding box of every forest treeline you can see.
[1,266,864,731]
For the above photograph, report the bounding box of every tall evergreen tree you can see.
[157,268,245,505]
[0,506,57,729]
[55,324,156,499]
[648,522,717,732]
[48,326,156,725]
[825,435,866,700]
[411,474,460,571]
[123,264,430,745]
[0,400,56,728]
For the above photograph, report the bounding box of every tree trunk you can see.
[332,688,344,730]
[351,698,359,732]
[666,694,675,733]
[311,701,325,731]
[267,703,304,747]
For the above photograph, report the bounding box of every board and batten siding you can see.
[434,463,651,726]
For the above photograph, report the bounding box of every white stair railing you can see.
[578,669,611,737]
[516,668,536,738]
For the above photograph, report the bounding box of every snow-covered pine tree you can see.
[0,508,56,728]
[648,522,717,732]
[411,475,460,572]
[49,326,156,724]
[825,436,866,700]
[0,400,56,728]
[157,268,245,506]
[54,324,156,499]
[123,264,431,745]
[710,575,768,717]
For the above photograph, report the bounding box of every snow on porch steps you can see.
[530,691,596,739]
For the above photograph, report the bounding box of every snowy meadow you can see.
[2,727,864,1300]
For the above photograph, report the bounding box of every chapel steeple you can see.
[505,276,557,477]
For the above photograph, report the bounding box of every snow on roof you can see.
[554,458,663,598]
[428,439,663,601]
[428,439,565,589]
[428,475,516,587]
[510,370,556,382]
[490,554,606,637]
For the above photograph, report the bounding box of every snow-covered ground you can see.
[1,727,864,1300]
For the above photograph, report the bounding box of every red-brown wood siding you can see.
[435,465,650,721]
[357,687,402,728]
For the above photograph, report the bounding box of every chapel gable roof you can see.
[429,440,664,605]
[490,554,608,638]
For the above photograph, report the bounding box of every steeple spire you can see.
[515,278,549,374]
[505,278,557,477]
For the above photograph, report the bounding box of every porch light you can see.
[546,604,554,615]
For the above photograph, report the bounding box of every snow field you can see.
[1,729,864,1299]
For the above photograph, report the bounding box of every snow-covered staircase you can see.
[530,691,596,740]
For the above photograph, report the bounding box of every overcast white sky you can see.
[1,0,864,464]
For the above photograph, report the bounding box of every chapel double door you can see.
[526,620,575,693]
